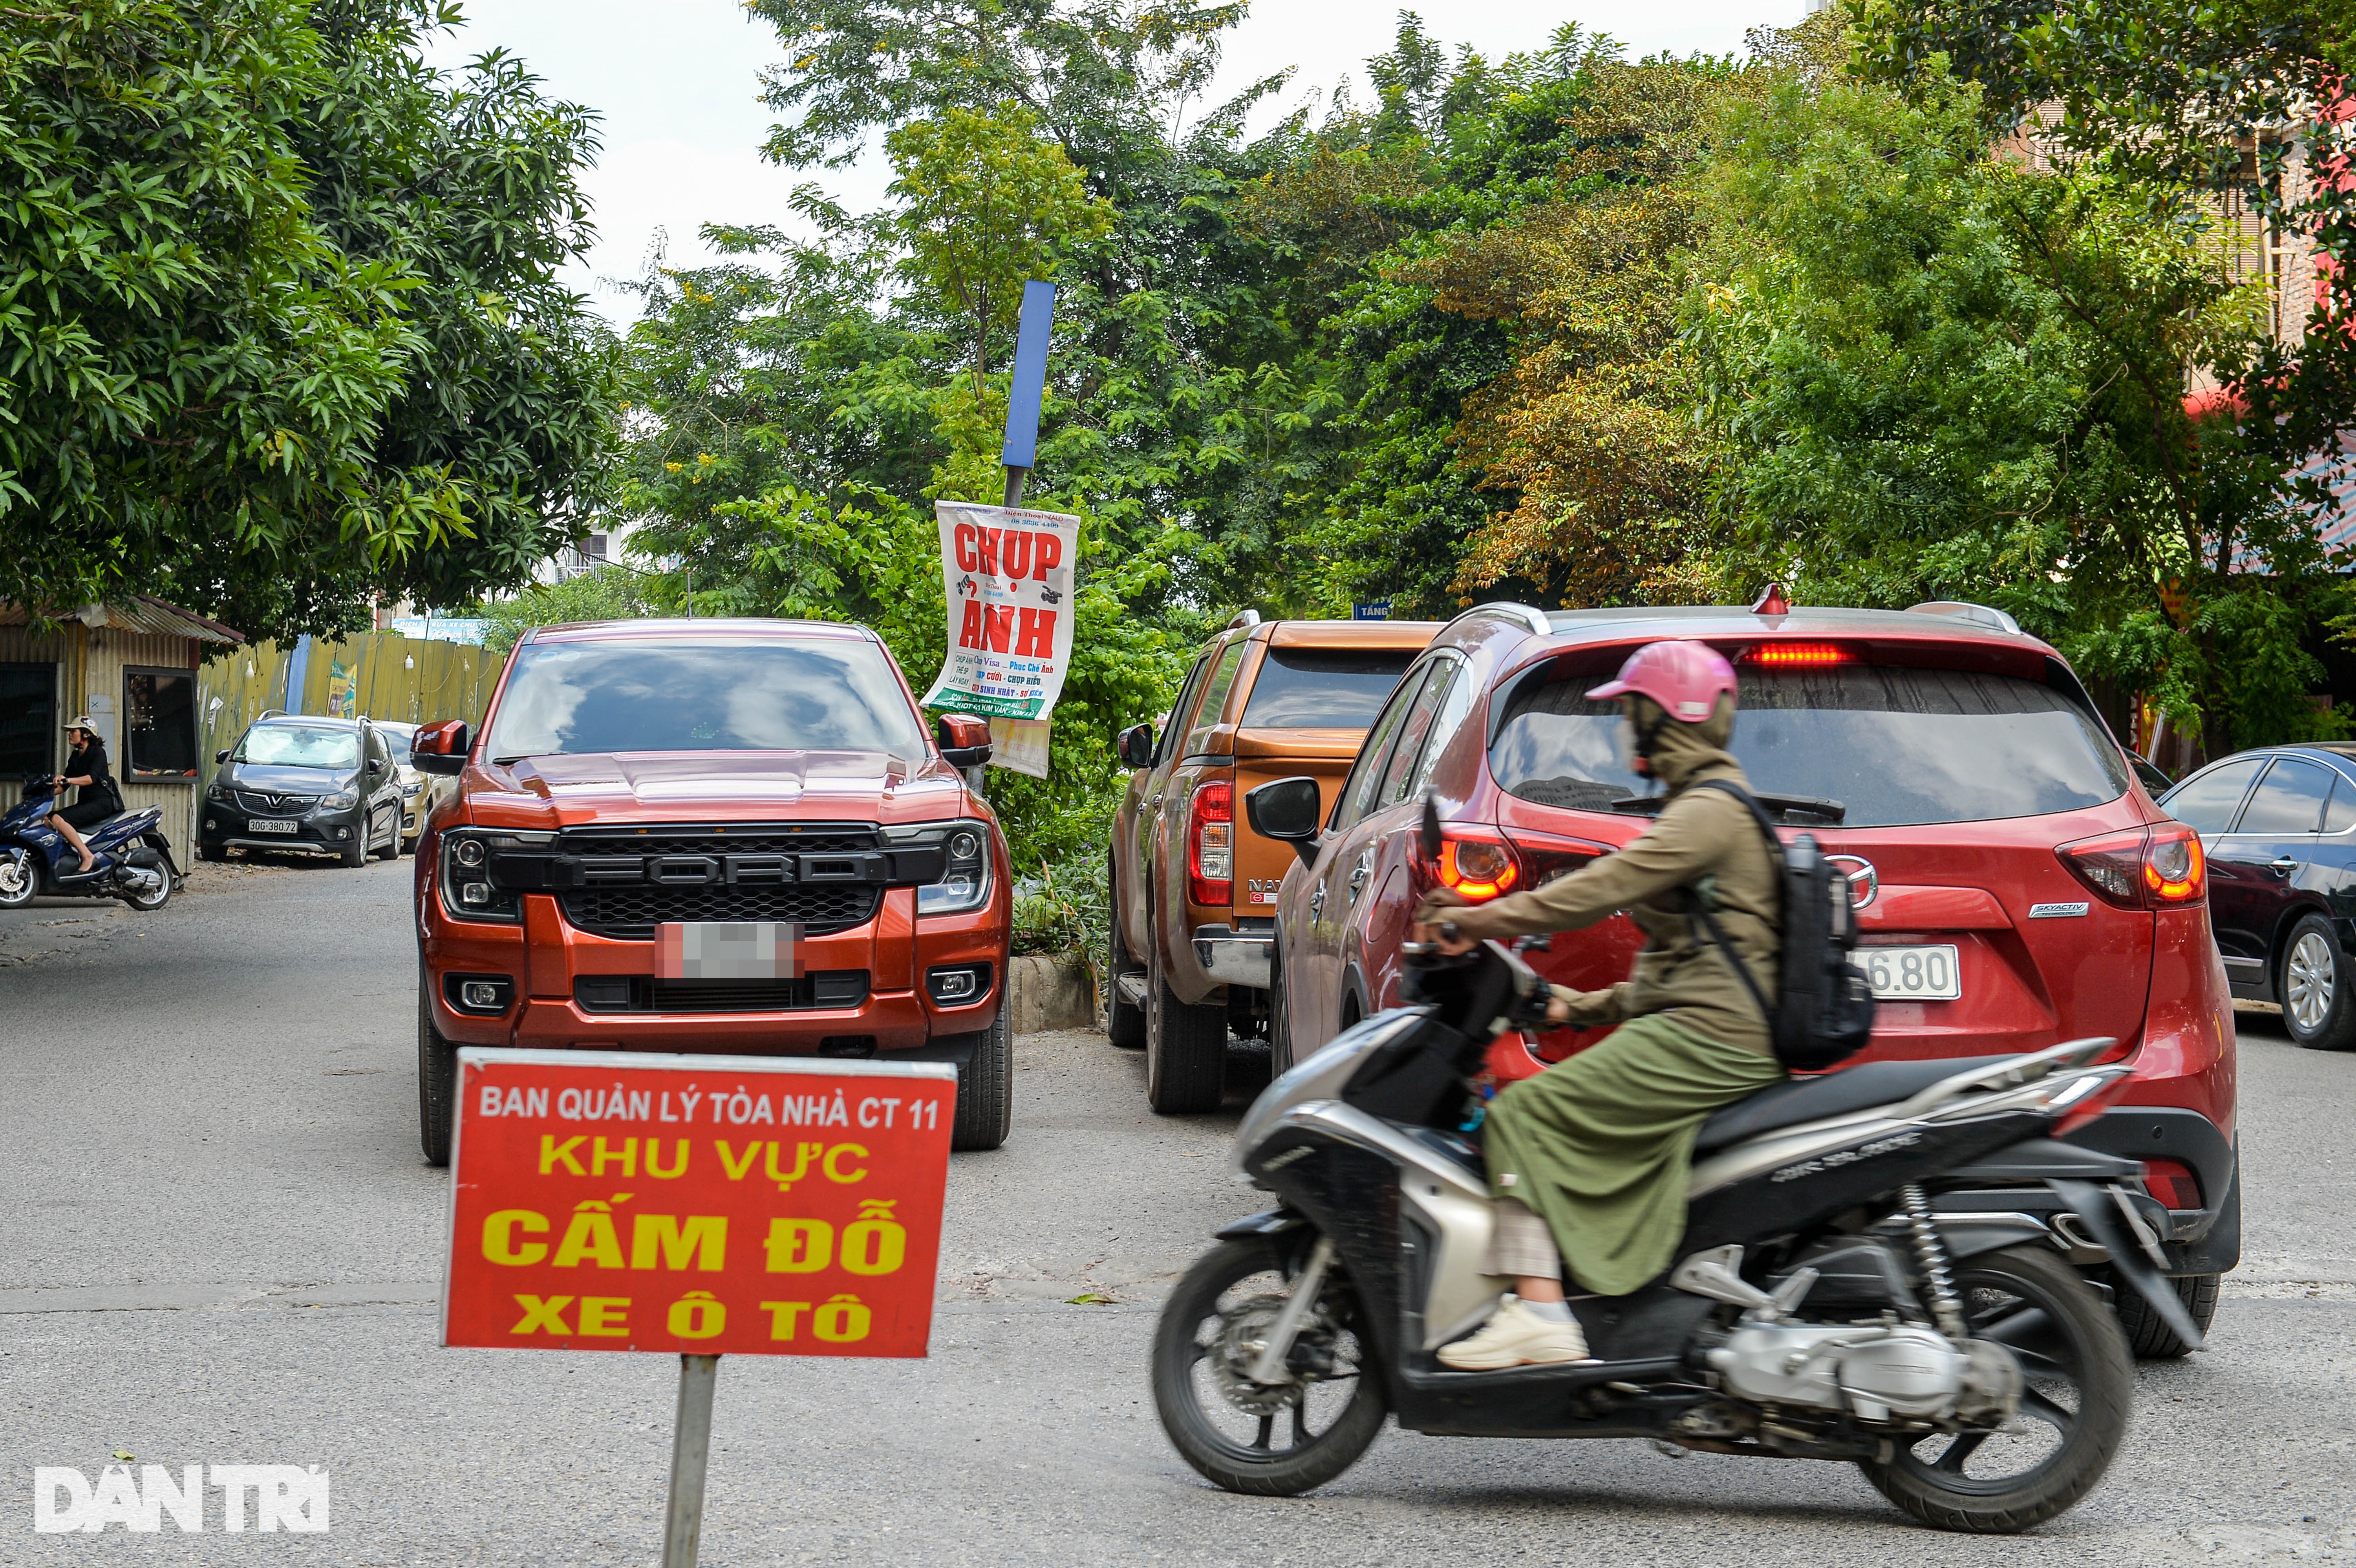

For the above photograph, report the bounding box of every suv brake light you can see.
[1745,642,1853,667]
[1188,781,1233,906]
[1438,830,1520,901]
[2057,823,2205,909]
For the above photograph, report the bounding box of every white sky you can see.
[421,0,1807,327]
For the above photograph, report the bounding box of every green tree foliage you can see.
[479,567,655,655]
[1690,61,2341,751]
[883,103,1113,498]
[615,1,2356,874]
[1240,20,1722,616]
[1853,0,2355,563]
[0,0,618,638]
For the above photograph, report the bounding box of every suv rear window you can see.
[484,639,925,762]
[1240,649,1416,730]
[1492,663,2129,828]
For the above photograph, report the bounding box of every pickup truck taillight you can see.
[1188,781,1233,906]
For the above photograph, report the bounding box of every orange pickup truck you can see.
[1108,612,1439,1112]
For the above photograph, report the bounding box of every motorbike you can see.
[1153,909,2203,1532]
[0,776,179,913]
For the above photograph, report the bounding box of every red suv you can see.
[1262,596,2237,1354]
[408,619,1012,1164]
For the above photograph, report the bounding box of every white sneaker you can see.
[1436,1295,1598,1370]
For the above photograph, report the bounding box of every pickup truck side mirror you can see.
[936,713,993,769]
[1246,776,1324,867]
[1116,722,1156,771]
[412,719,470,777]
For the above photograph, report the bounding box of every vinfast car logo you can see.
[34,1465,328,1533]
[1824,855,1877,910]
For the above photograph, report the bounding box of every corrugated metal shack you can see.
[0,598,247,853]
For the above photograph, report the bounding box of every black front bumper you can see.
[201,804,366,856]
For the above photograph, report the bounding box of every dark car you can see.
[2158,744,2356,1049]
[200,714,408,866]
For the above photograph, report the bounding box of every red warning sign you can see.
[441,1049,954,1358]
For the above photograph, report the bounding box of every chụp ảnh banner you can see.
[920,501,1078,727]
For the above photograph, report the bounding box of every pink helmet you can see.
[1586,640,1737,722]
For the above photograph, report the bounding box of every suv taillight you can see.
[1438,830,1521,901]
[2057,823,2206,909]
[1189,781,1233,906]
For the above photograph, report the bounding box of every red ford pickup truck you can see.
[408,619,1012,1164]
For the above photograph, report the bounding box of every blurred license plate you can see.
[249,819,297,834]
[658,922,802,980]
[1862,944,1961,1001]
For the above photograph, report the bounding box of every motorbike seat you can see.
[1692,1056,2013,1155]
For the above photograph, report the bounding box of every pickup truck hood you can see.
[463,751,968,828]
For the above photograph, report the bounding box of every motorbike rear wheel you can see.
[1152,1236,1387,1497]
[118,867,171,912]
[1858,1243,2132,1533]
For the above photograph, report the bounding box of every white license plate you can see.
[658,922,803,980]
[248,819,298,834]
[1862,944,1961,1001]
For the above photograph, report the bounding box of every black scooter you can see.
[1153,920,2200,1532]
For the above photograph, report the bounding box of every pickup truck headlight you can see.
[436,827,554,922]
[887,819,994,916]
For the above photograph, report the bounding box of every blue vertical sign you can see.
[1001,280,1057,471]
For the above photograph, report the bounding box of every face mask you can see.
[1616,707,1651,777]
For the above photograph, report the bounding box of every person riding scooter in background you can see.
[49,716,117,875]
[1412,641,1786,1369]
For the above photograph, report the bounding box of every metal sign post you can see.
[1001,280,1056,510]
[661,1354,720,1568]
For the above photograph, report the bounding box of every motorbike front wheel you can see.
[1858,1243,2133,1533]
[1152,1235,1387,1497]
[0,848,38,909]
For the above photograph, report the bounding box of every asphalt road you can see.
[3,859,2353,1565]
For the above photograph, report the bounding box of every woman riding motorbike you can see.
[1412,641,1786,1369]
[49,716,118,875]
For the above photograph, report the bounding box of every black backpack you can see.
[1680,779,1876,1073]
